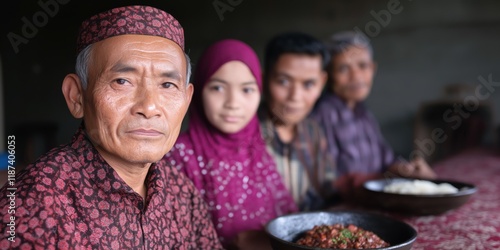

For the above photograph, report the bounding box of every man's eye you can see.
[304,81,316,89]
[276,78,289,86]
[359,62,368,70]
[115,79,129,85]
[162,82,176,89]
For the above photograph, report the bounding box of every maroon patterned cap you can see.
[76,5,184,54]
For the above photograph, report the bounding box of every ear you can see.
[185,82,194,106]
[62,73,84,118]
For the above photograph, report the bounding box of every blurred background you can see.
[1,0,499,170]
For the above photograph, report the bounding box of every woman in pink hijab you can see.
[164,39,297,248]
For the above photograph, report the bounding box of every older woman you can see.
[310,31,436,197]
[164,39,296,248]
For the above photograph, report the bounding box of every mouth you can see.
[283,106,303,114]
[221,115,242,123]
[127,128,164,137]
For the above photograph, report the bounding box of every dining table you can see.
[332,148,500,250]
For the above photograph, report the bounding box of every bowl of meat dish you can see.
[362,178,477,215]
[265,211,417,250]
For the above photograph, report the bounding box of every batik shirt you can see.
[0,126,223,250]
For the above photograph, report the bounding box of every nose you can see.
[349,66,363,83]
[223,89,240,110]
[288,83,301,101]
[131,85,162,119]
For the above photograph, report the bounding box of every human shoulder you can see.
[360,105,378,122]
[0,143,84,247]
[311,92,343,123]
[301,118,325,136]
[160,160,198,200]
[13,143,81,194]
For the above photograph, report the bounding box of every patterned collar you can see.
[70,124,165,203]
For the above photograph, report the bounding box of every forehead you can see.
[275,53,322,70]
[334,46,372,63]
[273,53,323,77]
[91,34,186,74]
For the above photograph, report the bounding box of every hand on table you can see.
[388,157,437,180]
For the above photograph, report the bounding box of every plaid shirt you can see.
[260,114,336,211]
[310,92,397,177]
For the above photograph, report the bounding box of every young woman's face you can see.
[202,61,261,134]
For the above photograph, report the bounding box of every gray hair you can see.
[75,45,192,89]
[326,31,373,59]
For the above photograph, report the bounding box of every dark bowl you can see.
[362,178,477,215]
[265,211,417,250]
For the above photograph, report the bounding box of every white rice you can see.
[383,180,459,195]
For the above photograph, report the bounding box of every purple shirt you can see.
[310,93,397,176]
[0,126,223,250]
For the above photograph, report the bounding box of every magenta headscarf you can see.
[188,39,263,159]
[164,39,297,246]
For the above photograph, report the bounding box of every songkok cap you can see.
[76,5,184,54]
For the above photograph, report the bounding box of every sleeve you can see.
[309,99,340,176]
[367,113,399,172]
[380,138,399,172]
[189,186,224,250]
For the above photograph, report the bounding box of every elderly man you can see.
[310,31,436,197]
[0,5,222,249]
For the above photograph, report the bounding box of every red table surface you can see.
[401,150,500,250]
[329,149,500,250]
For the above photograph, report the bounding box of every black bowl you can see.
[265,211,417,250]
[363,178,477,215]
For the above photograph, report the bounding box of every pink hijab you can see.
[164,39,297,245]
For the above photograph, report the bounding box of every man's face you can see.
[268,53,326,125]
[202,61,260,134]
[331,46,375,104]
[83,35,193,165]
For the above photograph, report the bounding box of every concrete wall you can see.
[0,56,3,151]
[1,0,499,162]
